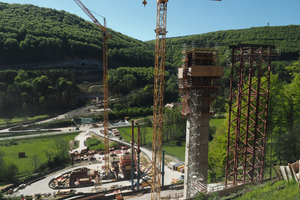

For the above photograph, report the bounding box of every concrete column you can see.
[184,114,210,199]
[183,119,190,199]
[197,114,210,184]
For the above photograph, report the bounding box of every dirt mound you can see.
[65,105,102,119]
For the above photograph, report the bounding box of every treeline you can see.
[0,69,77,118]
[0,2,154,67]
[107,67,179,120]
[267,60,300,166]
[162,107,186,143]
[1,2,300,72]
[109,67,178,102]
[145,25,300,70]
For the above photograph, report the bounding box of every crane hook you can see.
[142,0,147,7]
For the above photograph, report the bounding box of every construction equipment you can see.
[144,0,168,200]
[74,0,111,175]
[143,1,222,199]
[225,44,280,187]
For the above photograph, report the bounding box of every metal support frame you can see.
[225,44,279,187]
[131,121,135,190]
[137,126,141,191]
[103,31,110,175]
[162,149,165,187]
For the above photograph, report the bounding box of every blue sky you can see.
[2,0,300,41]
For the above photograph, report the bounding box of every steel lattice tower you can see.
[151,1,168,200]
[225,44,279,187]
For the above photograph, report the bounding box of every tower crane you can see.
[142,1,168,200]
[142,0,221,199]
[74,0,112,175]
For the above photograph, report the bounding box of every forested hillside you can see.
[0,2,154,67]
[157,25,300,69]
[0,69,77,118]
[1,2,300,71]
[0,2,300,117]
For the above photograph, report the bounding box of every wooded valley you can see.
[0,2,300,183]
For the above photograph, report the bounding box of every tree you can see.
[32,75,52,95]
[54,138,68,161]
[30,154,40,172]
[5,162,19,182]
[0,150,5,182]
[208,119,228,182]
[4,118,12,127]
[142,117,152,127]
[140,126,147,145]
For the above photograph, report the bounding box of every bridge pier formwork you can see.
[178,43,223,198]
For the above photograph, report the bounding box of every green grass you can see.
[0,115,49,128]
[118,116,226,163]
[162,141,185,162]
[0,131,57,139]
[118,126,153,145]
[125,115,152,122]
[225,180,300,200]
[118,126,186,161]
[0,132,80,177]
[210,116,226,127]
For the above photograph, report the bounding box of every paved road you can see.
[17,163,136,196]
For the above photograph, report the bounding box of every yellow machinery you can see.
[143,1,168,200]
[74,0,111,175]
[142,1,221,199]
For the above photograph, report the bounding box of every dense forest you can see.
[0,2,154,68]
[1,2,300,71]
[149,25,300,68]
[0,69,77,118]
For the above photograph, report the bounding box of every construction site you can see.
[47,0,281,199]
[2,0,289,200]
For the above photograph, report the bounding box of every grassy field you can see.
[162,141,186,162]
[222,180,300,200]
[118,117,226,163]
[0,131,57,139]
[209,116,227,127]
[0,115,49,128]
[118,126,153,145]
[118,126,185,161]
[0,132,80,177]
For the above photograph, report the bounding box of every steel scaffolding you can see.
[225,44,280,187]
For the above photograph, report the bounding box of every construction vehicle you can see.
[74,0,111,175]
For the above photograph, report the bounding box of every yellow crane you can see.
[142,1,168,200]
[74,0,112,175]
[143,1,221,199]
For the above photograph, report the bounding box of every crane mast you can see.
[151,1,168,200]
[74,0,111,175]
